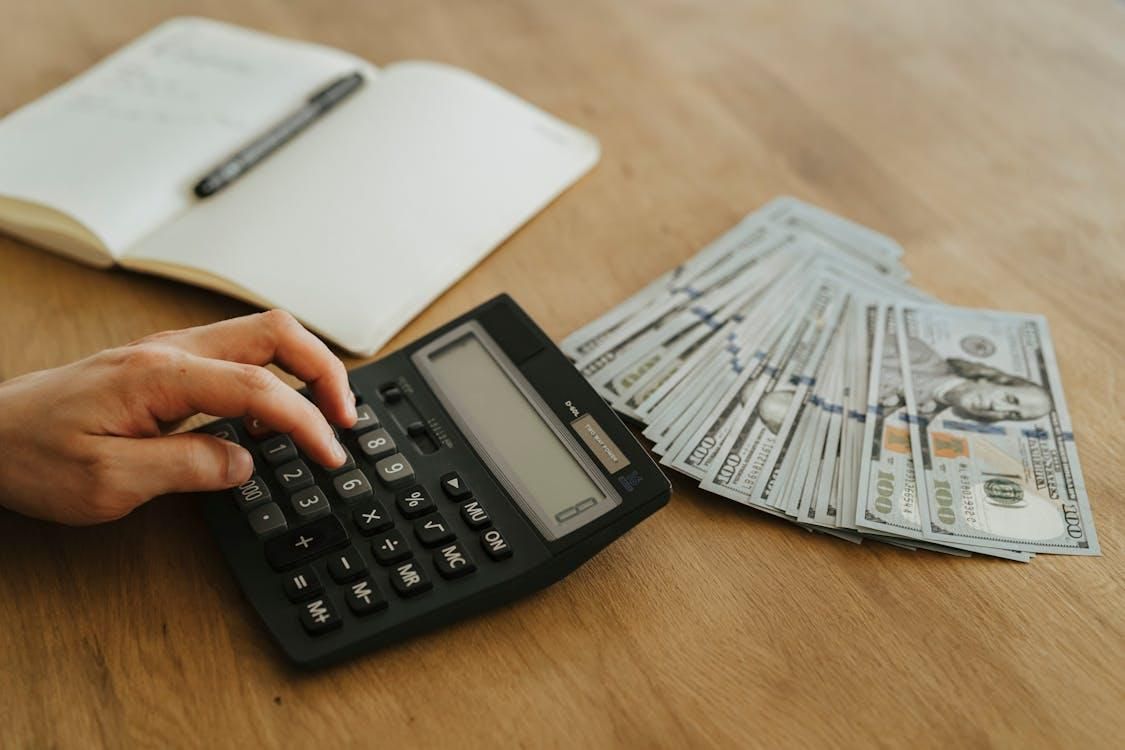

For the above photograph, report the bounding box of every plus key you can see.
[264,516,350,571]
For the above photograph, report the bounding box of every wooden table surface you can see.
[1,1,1123,747]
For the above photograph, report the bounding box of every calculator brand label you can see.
[570,414,631,474]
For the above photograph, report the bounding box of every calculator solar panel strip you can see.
[201,294,671,668]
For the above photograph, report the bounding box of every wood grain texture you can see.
[1,1,1123,747]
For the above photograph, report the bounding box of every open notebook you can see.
[0,18,599,355]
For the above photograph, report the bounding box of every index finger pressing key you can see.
[140,310,357,429]
[156,353,347,469]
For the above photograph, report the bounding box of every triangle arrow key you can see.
[440,471,471,499]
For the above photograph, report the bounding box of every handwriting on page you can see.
[63,23,270,130]
[0,17,359,253]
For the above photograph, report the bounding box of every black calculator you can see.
[199,295,670,668]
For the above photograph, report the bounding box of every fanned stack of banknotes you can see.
[563,197,1099,561]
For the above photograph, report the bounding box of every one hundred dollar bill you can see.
[855,305,927,538]
[897,305,1099,555]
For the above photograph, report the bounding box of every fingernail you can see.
[332,438,346,464]
[226,445,253,486]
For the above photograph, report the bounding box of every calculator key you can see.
[247,502,287,539]
[374,453,414,488]
[283,566,322,602]
[327,446,356,475]
[350,403,379,432]
[334,469,373,503]
[327,546,367,583]
[389,560,432,598]
[345,577,387,616]
[481,528,513,560]
[414,512,455,547]
[460,499,491,529]
[353,500,394,535]
[290,486,332,521]
[434,542,477,580]
[357,428,396,460]
[276,459,315,493]
[371,530,412,565]
[201,421,239,444]
[245,417,272,438]
[440,472,472,499]
[299,597,342,635]
[265,516,349,571]
[395,485,434,519]
[260,435,297,466]
[232,475,272,512]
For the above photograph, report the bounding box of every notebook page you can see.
[128,61,600,354]
[0,17,367,255]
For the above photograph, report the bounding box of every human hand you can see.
[0,310,356,525]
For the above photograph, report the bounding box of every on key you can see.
[264,515,349,571]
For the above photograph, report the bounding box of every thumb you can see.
[123,432,255,498]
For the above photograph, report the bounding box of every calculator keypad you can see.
[265,515,349,571]
[357,428,396,460]
[440,472,472,499]
[201,421,239,444]
[352,500,393,535]
[300,597,342,634]
[345,577,387,615]
[389,560,432,598]
[327,546,367,583]
[395,485,434,518]
[327,446,356,475]
[374,453,414,487]
[247,502,287,539]
[290,486,331,521]
[276,459,315,492]
[212,378,523,645]
[260,435,297,465]
[350,403,379,432]
[233,475,272,511]
[333,469,373,503]
[459,499,490,529]
[283,567,322,602]
[434,542,476,579]
[414,512,455,547]
[371,530,412,565]
[481,528,513,560]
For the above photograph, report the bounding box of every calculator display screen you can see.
[419,326,620,540]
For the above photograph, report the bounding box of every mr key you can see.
[199,295,670,668]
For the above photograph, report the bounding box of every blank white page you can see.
[0,17,365,255]
[129,61,600,355]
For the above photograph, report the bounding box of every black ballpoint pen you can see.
[193,71,365,198]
